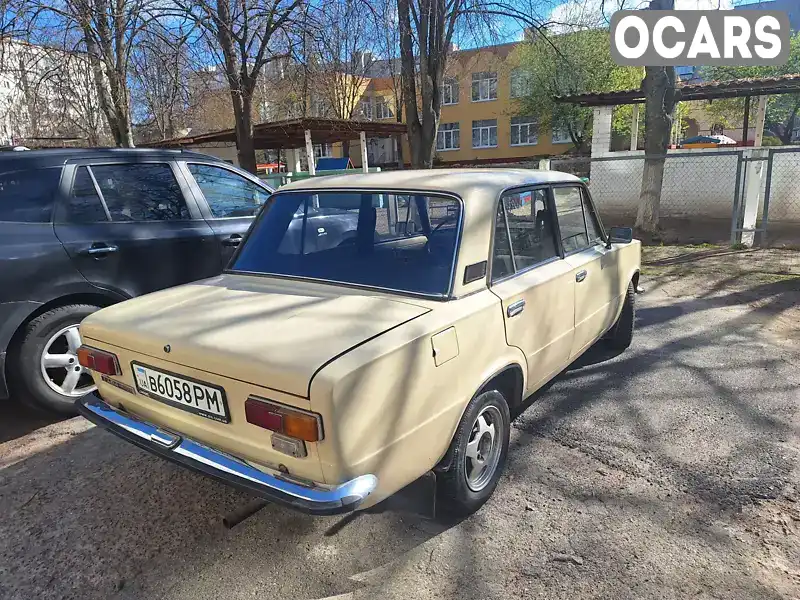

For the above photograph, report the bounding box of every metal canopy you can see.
[555,74,800,106]
[149,118,407,149]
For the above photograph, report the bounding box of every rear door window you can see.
[91,163,189,221]
[0,167,61,222]
[503,188,559,270]
[62,166,109,223]
[188,163,269,218]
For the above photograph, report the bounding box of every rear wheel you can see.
[437,389,510,517]
[605,281,635,351]
[11,304,100,415]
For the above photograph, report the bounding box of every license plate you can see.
[132,363,229,423]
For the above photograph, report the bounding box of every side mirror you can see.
[606,226,633,248]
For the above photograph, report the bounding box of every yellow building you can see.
[342,42,574,168]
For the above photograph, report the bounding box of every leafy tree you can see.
[514,28,641,153]
[702,32,800,145]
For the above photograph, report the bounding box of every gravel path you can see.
[1,248,798,600]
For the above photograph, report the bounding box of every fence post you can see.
[741,148,767,247]
[759,149,775,247]
[731,151,744,246]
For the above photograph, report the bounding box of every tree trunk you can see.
[232,88,257,173]
[394,133,404,169]
[635,0,677,237]
[635,64,677,236]
[781,101,800,144]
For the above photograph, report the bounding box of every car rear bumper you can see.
[77,394,378,515]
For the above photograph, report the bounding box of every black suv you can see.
[0,148,273,415]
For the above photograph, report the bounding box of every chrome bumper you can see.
[77,394,377,515]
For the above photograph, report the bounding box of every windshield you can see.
[231,191,461,296]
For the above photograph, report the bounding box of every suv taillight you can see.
[245,397,323,442]
[77,345,120,376]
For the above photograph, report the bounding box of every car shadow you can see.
[0,425,455,600]
[0,399,66,444]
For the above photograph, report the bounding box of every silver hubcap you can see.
[465,405,503,492]
[39,325,96,398]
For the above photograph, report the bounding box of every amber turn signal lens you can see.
[282,412,321,442]
[77,345,121,376]
[244,397,322,442]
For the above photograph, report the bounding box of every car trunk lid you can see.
[80,274,430,398]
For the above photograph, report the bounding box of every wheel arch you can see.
[3,290,124,393]
[433,361,525,473]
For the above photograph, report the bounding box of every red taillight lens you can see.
[245,397,322,442]
[77,345,120,376]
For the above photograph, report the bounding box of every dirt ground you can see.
[640,245,800,347]
[0,245,798,600]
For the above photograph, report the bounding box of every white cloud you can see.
[547,0,733,33]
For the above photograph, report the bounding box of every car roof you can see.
[0,147,224,170]
[278,168,582,197]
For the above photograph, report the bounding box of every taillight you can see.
[77,345,120,376]
[245,397,323,442]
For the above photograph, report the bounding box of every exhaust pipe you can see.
[222,499,270,529]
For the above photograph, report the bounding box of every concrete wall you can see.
[584,148,742,220]
[552,146,800,247]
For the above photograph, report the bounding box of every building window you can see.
[441,78,459,105]
[472,119,497,148]
[375,97,394,120]
[510,117,538,146]
[471,72,497,102]
[509,69,531,99]
[314,144,332,158]
[552,126,572,144]
[359,99,373,120]
[436,122,460,151]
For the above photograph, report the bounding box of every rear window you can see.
[232,191,461,296]
[0,167,61,222]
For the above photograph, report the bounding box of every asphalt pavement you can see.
[1,266,798,600]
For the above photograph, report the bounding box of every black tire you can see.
[10,304,101,416]
[605,281,635,351]
[437,389,511,518]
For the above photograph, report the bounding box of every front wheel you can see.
[605,281,635,351]
[10,304,100,415]
[437,389,511,517]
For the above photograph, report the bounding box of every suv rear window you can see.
[0,167,61,222]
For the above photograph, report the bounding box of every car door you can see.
[489,187,575,392]
[180,162,272,267]
[551,184,619,358]
[53,161,221,299]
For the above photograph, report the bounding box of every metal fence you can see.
[550,147,800,248]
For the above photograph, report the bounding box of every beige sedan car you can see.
[76,169,641,517]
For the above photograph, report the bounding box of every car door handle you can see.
[576,270,587,283]
[84,244,119,256]
[222,234,242,247]
[507,299,525,318]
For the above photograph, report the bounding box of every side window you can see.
[188,164,268,218]
[581,188,603,246]
[503,188,559,270]
[0,167,61,223]
[63,166,108,223]
[552,186,589,253]
[91,164,189,221]
[491,200,513,281]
